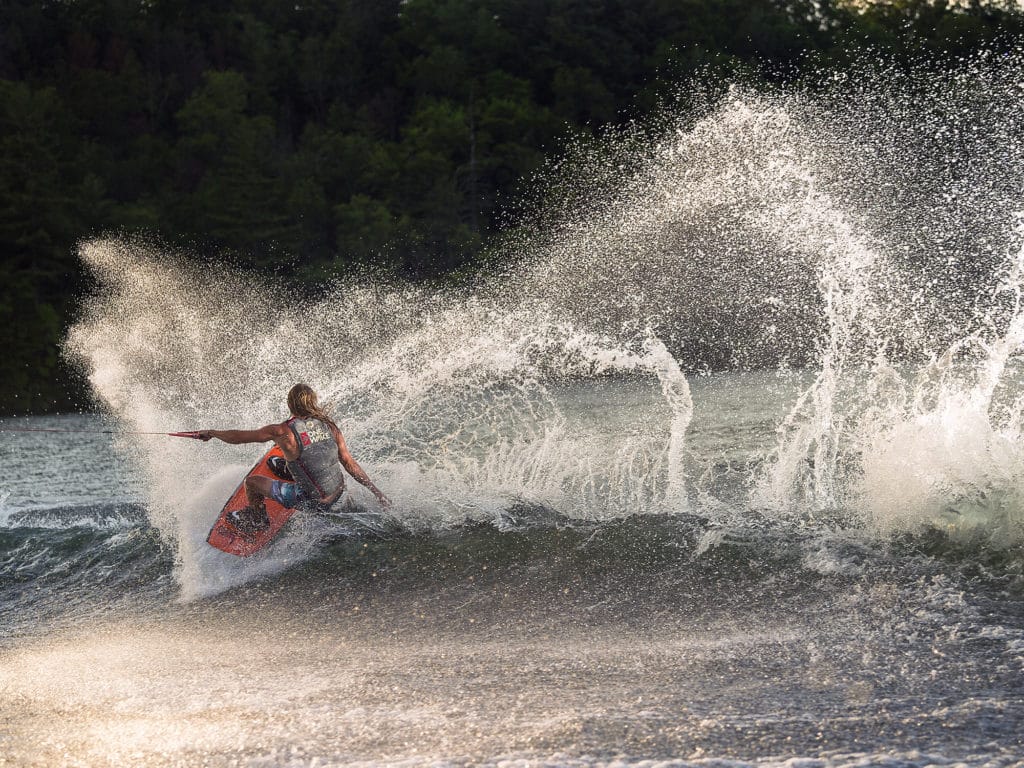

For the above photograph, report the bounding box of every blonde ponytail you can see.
[287,383,339,432]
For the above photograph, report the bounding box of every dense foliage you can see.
[2,0,1022,413]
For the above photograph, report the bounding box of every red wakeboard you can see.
[206,445,298,557]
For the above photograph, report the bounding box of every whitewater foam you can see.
[62,51,1024,597]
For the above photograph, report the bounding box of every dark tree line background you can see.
[2,0,1022,414]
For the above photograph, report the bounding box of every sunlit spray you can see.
[65,51,1024,598]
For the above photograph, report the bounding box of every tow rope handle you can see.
[168,431,210,440]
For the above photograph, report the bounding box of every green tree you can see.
[172,70,291,263]
[0,80,88,412]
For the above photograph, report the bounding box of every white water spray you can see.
[65,53,1024,597]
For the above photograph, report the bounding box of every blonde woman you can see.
[199,383,389,531]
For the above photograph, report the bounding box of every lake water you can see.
[4,51,1024,767]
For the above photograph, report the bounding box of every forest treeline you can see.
[2,0,1023,414]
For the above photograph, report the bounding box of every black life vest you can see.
[284,416,345,503]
